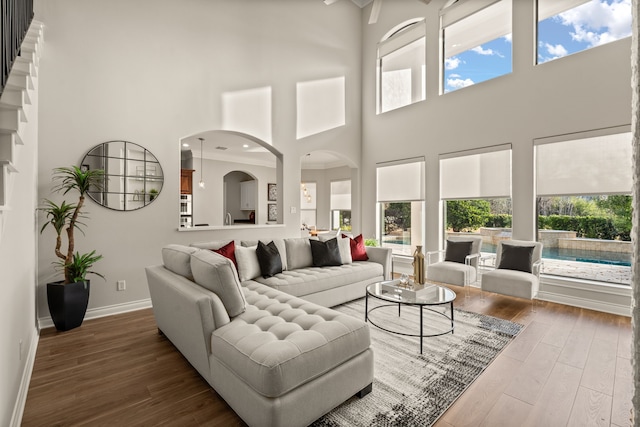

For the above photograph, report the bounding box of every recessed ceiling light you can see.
[243,144,249,148]
[182,143,190,147]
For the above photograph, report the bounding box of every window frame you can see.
[377,19,426,114]
[376,157,425,256]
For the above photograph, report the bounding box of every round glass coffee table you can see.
[365,280,456,354]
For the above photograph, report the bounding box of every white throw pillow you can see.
[284,238,313,270]
[235,245,261,282]
[338,236,352,264]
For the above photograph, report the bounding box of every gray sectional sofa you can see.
[145,237,392,427]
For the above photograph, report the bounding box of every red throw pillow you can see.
[342,233,368,261]
[212,241,238,269]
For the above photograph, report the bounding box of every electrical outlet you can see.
[117,280,126,291]
[290,206,297,214]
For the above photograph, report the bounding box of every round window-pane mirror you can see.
[81,141,163,211]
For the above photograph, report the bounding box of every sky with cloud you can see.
[443,0,631,93]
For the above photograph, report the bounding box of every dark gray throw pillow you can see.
[498,243,534,273]
[310,238,343,267]
[256,240,283,278]
[444,240,473,264]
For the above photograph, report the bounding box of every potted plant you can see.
[40,166,105,331]
[148,188,158,201]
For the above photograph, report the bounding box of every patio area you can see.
[540,257,631,285]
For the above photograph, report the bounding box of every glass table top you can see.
[366,279,456,305]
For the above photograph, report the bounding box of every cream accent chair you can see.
[426,236,483,296]
[481,240,543,309]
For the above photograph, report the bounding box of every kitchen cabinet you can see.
[240,180,256,210]
[181,169,194,194]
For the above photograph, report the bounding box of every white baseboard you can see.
[10,330,39,427]
[537,290,631,317]
[38,298,152,330]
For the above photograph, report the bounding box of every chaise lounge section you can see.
[146,240,387,427]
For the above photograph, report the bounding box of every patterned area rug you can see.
[312,297,523,427]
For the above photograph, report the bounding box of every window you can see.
[300,182,317,230]
[535,127,631,285]
[440,145,512,256]
[378,20,426,113]
[441,0,512,93]
[537,0,631,64]
[377,158,425,256]
[330,180,351,231]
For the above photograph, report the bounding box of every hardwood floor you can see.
[22,288,632,426]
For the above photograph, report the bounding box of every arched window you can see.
[377,19,426,114]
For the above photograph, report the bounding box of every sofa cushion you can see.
[242,239,288,271]
[191,250,247,317]
[212,241,238,269]
[256,241,283,278]
[244,261,383,298]
[211,282,371,398]
[444,240,473,264]
[310,238,342,267]
[284,238,313,270]
[162,244,198,280]
[235,245,261,282]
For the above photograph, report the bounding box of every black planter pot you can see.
[47,280,90,331]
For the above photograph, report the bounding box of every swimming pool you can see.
[482,243,631,267]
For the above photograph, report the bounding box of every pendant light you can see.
[198,137,205,189]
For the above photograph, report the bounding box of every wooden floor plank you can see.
[566,386,612,427]
[479,394,533,427]
[522,362,583,427]
[611,357,634,427]
[581,339,618,395]
[499,320,549,362]
[504,342,562,405]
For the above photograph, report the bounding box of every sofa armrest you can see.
[365,246,393,280]
[145,264,230,384]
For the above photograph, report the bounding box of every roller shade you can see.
[535,129,632,196]
[443,0,511,59]
[538,0,589,22]
[378,20,426,58]
[377,158,425,202]
[440,145,511,200]
[330,180,351,210]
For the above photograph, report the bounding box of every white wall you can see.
[1,44,40,426]
[34,0,363,319]
[360,0,632,252]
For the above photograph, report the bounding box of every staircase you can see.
[0,20,43,242]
